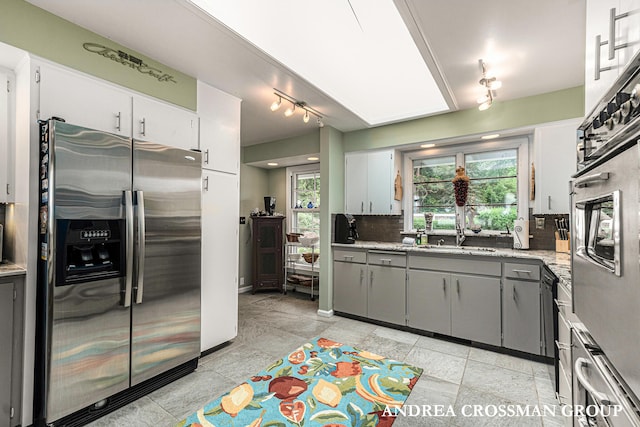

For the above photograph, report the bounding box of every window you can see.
[286,164,320,238]
[406,138,527,233]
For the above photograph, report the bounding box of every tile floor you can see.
[87,291,565,427]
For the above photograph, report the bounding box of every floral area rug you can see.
[178,337,423,427]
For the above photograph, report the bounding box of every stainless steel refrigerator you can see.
[34,119,202,426]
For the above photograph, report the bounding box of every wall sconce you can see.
[477,59,502,111]
[270,89,324,126]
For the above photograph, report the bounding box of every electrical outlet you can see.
[240,277,244,286]
[535,217,545,229]
[239,216,246,224]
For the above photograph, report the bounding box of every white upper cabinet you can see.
[345,149,401,215]
[585,0,640,115]
[132,96,198,150]
[533,119,581,214]
[0,69,10,203]
[38,62,132,137]
[197,81,241,174]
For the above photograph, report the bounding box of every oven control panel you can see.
[580,52,640,168]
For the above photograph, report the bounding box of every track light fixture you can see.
[477,60,502,111]
[269,89,324,126]
[270,96,282,111]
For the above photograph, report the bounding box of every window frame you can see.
[285,163,321,235]
[403,137,530,233]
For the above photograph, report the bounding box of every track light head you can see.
[284,103,296,117]
[270,96,282,112]
[303,110,310,123]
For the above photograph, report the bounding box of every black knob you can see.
[593,117,602,129]
[616,92,631,105]
[607,102,618,115]
[599,110,609,122]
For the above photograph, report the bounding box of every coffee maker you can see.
[334,214,358,244]
[264,196,276,216]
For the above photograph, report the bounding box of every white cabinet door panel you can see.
[201,170,239,351]
[345,153,368,214]
[197,81,241,174]
[367,151,393,214]
[38,63,131,136]
[133,96,198,150]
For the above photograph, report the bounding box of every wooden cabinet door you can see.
[367,150,393,214]
[201,170,239,351]
[367,265,406,325]
[584,0,619,115]
[407,270,450,334]
[0,281,14,427]
[503,279,541,355]
[333,261,367,317]
[344,152,368,214]
[197,81,240,174]
[133,96,198,150]
[38,62,132,136]
[451,274,501,346]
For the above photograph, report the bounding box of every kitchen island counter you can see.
[332,241,571,288]
[0,262,26,278]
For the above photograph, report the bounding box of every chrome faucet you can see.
[455,214,466,247]
[437,238,445,246]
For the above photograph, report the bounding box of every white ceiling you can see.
[26,0,586,146]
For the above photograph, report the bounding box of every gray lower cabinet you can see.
[407,270,450,334]
[367,264,405,325]
[450,273,501,346]
[0,275,24,427]
[502,279,541,354]
[333,258,367,317]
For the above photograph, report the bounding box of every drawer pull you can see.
[554,298,570,308]
[512,269,532,274]
[343,255,354,260]
[380,258,392,264]
[555,340,570,351]
[555,392,570,406]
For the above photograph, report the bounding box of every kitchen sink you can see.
[417,245,496,252]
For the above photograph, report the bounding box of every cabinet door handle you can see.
[370,201,373,212]
[204,149,209,165]
[360,268,364,285]
[203,176,209,191]
[442,277,446,293]
[513,284,517,301]
[370,270,373,285]
[595,35,612,81]
[361,201,364,213]
[115,112,121,131]
[554,298,570,308]
[140,117,146,136]
[555,340,570,351]
[609,8,630,60]
[456,279,460,294]
[548,195,551,210]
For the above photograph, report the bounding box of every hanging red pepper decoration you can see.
[452,166,470,207]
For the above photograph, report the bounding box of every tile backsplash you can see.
[333,210,569,251]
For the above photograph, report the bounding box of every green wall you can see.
[243,130,320,164]
[238,164,269,288]
[0,0,196,109]
[268,168,287,215]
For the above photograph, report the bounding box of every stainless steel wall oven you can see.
[573,49,640,413]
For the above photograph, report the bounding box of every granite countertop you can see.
[0,262,26,278]
[333,241,571,289]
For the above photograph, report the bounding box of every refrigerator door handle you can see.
[136,190,146,304]
[124,190,134,307]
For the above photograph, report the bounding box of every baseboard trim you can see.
[317,308,334,318]
[238,285,252,294]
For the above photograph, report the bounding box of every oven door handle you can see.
[574,172,610,188]
[574,357,614,406]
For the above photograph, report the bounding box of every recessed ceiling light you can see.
[420,143,435,148]
[190,0,448,125]
[267,162,278,166]
[481,134,500,140]
[307,157,319,161]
